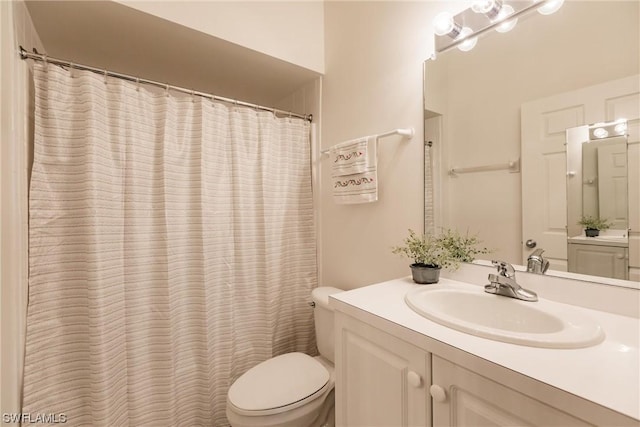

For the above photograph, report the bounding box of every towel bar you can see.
[321,127,414,156]
[449,158,520,176]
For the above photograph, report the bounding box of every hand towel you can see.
[332,136,378,204]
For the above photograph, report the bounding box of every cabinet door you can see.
[335,313,430,427]
[432,356,591,427]
[568,243,628,280]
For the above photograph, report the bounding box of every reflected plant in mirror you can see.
[578,216,611,238]
[423,1,639,285]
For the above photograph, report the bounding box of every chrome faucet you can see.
[485,260,538,302]
[526,249,550,274]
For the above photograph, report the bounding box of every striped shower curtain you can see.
[22,63,317,426]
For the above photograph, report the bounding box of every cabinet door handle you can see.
[429,384,447,403]
[407,371,422,388]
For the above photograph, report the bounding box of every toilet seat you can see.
[227,352,330,417]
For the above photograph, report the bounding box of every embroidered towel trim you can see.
[331,137,369,176]
[332,136,378,204]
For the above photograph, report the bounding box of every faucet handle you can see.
[492,260,516,278]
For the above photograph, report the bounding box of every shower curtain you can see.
[22,63,317,426]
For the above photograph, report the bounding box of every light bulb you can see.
[494,4,518,33]
[537,0,565,15]
[433,11,461,37]
[472,0,492,13]
[593,128,608,139]
[473,0,501,14]
[472,0,503,19]
[457,27,478,52]
[614,122,627,135]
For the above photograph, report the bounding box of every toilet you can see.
[226,287,343,427]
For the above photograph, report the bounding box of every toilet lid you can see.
[228,352,330,413]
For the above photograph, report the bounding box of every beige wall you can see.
[425,1,640,265]
[118,0,325,73]
[321,1,452,290]
[1,0,44,419]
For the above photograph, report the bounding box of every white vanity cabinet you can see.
[568,241,628,280]
[431,356,592,427]
[335,311,430,427]
[333,284,638,427]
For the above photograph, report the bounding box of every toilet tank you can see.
[311,287,343,363]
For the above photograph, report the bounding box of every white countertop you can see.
[330,277,640,421]
[568,234,629,248]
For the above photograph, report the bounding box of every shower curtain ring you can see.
[70,63,75,78]
[191,90,195,103]
[103,70,108,84]
[165,84,170,97]
[43,54,48,71]
[136,78,140,91]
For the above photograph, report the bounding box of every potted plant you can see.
[392,229,490,284]
[578,215,611,237]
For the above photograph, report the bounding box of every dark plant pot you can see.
[585,228,600,237]
[410,264,441,284]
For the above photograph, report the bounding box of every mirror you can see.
[566,125,631,280]
[580,135,628,230]
[423,1,640,285]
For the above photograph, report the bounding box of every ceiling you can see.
[25,1,321,107]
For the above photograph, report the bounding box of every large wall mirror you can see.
[423,1,640,286]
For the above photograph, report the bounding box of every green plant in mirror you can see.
[578,215,612,231]
[392,228,491,271]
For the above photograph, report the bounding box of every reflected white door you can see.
[597,142,628,229]
[521,75,639,271]
[521,102,575,271]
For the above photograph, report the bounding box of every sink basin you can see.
[405,287,605,348]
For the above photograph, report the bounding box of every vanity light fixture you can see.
[433,0,566,54]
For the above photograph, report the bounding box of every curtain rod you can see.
[18,46,313,122]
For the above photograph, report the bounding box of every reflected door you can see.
[597,142,628,229]
[521,76,639,272]
[520,101,575,271]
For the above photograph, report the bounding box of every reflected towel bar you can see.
[321,127,415,156]
[449,158,520,176]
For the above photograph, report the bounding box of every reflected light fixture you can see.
[588,119,627,140]
[537,0,565,16]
